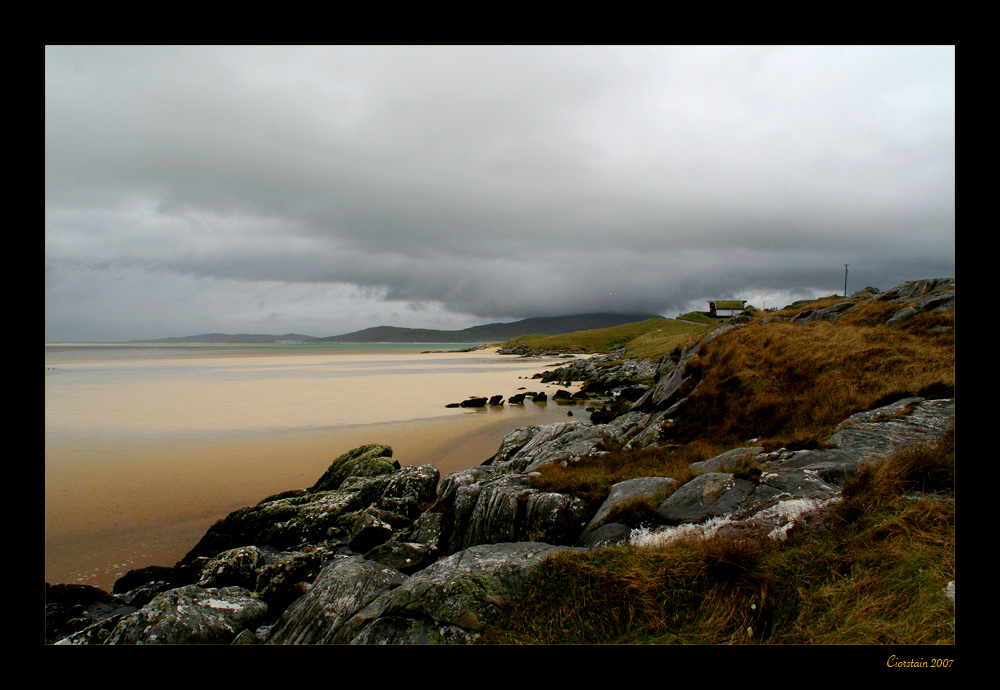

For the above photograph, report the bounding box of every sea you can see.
[45,341,591,591]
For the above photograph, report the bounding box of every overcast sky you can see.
[45,45,955,342]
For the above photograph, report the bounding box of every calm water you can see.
[45,342,589,590]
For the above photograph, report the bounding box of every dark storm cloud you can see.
[45,45,954,341]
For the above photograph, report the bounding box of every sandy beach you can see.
[45,345,593,591]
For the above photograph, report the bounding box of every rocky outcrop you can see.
[787,278,954,326]
[351,542,583,643]
[106,585,268,645]
[47,278,955,645]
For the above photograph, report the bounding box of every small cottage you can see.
[707,299,747,318]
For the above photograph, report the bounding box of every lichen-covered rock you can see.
[310,444,399,492]
[180,484,373,561]
[495,421,620,472]
[254,548,325,613]
[265,556,407,644]
[363,541,437,574]
[827,397,955,461]
[197,545,265,589]
[444,469,588,554]
[371,464,440,518]
[45,583,134,644]
[107,585,267,644]
[351,542,582,642]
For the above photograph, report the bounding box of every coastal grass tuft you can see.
[480,431,955,645]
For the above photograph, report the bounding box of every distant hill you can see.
[129,314,663,344]
[128,333,320,344]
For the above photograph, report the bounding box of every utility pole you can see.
[844,264,849,298]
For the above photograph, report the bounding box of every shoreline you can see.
[45,349,595,592]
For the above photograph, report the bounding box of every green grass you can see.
[676,311,727,325]
[500,317,710,359]
[479,429,955,645]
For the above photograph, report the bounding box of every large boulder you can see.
[197,546,266,589]
[265,556,408,644]
[578,476,678,541]
[656,473,757,525]
[347,542,584,643]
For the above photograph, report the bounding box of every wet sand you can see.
[45,367,592,591]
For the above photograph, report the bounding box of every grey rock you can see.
[497,421,619,472]
[789,301,858,324]
[364,541,437,574]
[757,447,863,485]
[266,556,407,644]
[107,585,267,644]
[578,522,633,547]
[688,446,765,474]
[580,476,678,538]
[656,473,756,525]
[310,443,399,493]
[757,468,840,501]
[444,470,588,554]
[351,542,582,641]
[827,397,955,461]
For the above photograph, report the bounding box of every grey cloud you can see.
[45,45,954,341]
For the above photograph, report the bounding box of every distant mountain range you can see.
[128,313,663,344]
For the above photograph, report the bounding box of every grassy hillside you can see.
[479,292,955,645]
[499,317,711,359]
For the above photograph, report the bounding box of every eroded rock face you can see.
[265,556,407,645]
[442,468,588,554]
[494,422,621,472]
[179,459,439,565]
[827,397,955,461]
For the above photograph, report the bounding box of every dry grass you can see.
[664,314,954,449]
[522,440,727,514]
[480,431,956,645]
